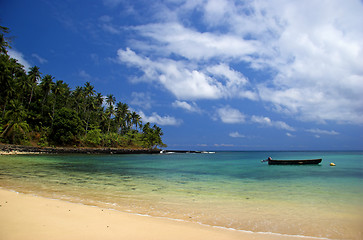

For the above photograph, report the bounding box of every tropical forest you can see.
[0,26,166,149]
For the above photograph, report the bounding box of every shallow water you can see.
[1,151,362,239]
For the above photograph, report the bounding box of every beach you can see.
[0,152,362,239]
[0,188,321,240]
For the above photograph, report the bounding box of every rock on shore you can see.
[0,144,160,155]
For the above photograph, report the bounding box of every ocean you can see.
[1,151,362,239]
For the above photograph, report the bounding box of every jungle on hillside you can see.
[0,26,166,149]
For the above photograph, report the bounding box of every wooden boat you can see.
[263,158,322,165]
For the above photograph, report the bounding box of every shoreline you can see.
[0,144,160,155]
[0,188,324,240]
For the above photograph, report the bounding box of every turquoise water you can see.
[1,151,362,239]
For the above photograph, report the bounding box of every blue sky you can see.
[2,0,363,150]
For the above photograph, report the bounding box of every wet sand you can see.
[0,189,321,240]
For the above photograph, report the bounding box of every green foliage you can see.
[50,108,83,145]
[1,99,30,144]
[142,123,167,149]
[83,129,102,147]
[0,25,166,149]
[0,121,30,144]
[102,132,123,148]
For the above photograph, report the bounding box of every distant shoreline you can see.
[0,144,160,155]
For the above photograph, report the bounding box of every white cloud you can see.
[206,63,258,100]
[252,0,363,124]
[216,106,246,124]
[118,0,363,124]
[138,111,182,126]
[172,100,200,113]
[306,129,339,135]
[118,48,244,100]
[8,49,32,71]
[32,53,48,64]
[229,132,245,138]
[118,48,257,100]
[133,22,258,61]
[251,115,295,131]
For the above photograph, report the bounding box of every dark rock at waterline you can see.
[0,144,160,155]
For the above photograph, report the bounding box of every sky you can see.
[1,0,363,150]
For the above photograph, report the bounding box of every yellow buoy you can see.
[330,163,336,166]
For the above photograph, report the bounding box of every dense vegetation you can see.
[0,26,166,149]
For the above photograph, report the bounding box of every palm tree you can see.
[27,66,41,105]
[125,112,132,132]
[39,74,54,114]
[152,124,166,149]
[0,26,10,55]
[94,92,105,125]
[95,93,104,108]
[51,80,66,126]
[83,82,96,135]
[71,86,84,114]
[131,111,142,130]
[106,104,115,134]
[115,102,129,134]
[83,82,95,112]
[1,55,15,117]
[105,94,116,133]
[1,99,29,144]
[106,94,115,108]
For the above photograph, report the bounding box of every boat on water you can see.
[262,157,322,165]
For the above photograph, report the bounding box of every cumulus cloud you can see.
[251,115,295,131]
[138,111,182,126]
[118,48,223,100]
[133,22,259,61]
[215,106,246,124]
[172,100,200,113]
[214,106,295,131]
[117,0,363,124]
[252,1,363,124]
[118,48,256,100]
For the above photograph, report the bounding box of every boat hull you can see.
[268,159,322,165]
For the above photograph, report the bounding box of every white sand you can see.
[0,189,321,240]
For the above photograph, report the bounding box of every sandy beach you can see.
[0,188,322,240]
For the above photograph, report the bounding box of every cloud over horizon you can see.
[117,0,363,125]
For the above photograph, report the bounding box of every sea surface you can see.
[1,151,362,239]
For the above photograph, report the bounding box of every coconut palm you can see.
[51,80,67,126]
[131,111,142,130]
[115,102,129,134]
[27,66,41,105]
[1,99,29,144]
[39,74,54,114]
[0,26,10,55]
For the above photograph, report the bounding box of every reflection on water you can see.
[1,152,362,239]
